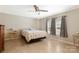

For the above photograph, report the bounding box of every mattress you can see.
[21,30,47,42]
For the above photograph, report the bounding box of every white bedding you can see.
[21,30,47,42]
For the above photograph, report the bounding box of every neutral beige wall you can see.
[37,8,79,39]
[0,13,36,40]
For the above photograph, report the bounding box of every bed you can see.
[21,29,47,42]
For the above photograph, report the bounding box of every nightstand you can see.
[6,31,20,40]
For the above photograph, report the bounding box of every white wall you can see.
[33,19,41,30]
[35,19,47,30]
[65,9,79,38]
[0,13,35,30]
[36,8,79,40]
[0,13,36,40]
[55,8,79,39]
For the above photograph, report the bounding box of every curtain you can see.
[50,18,56,35]
[60,16,68,37]
[46,19,48,32]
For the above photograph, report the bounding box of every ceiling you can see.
[0,5,79,18]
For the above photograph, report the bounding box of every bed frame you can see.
[21,35,46,44]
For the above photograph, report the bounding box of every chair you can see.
[73,32,79,46]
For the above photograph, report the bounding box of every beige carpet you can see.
[3,35,79,53]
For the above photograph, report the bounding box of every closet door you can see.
[0,25,4,52]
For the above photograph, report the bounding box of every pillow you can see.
[23,28,35,30]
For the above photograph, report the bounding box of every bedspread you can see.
[21,30,47,42]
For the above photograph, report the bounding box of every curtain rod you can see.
[40,15,67,20]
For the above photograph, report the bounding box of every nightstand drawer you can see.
[5,31,20,40]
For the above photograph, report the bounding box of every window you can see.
[47,17,61,36]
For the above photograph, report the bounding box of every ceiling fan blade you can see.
[33,5,39,11]
[33,5,48,12]
[38,10,48,12]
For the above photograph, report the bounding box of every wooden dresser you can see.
[0,25,4,52]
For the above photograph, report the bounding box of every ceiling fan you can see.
[33,5,48,12]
